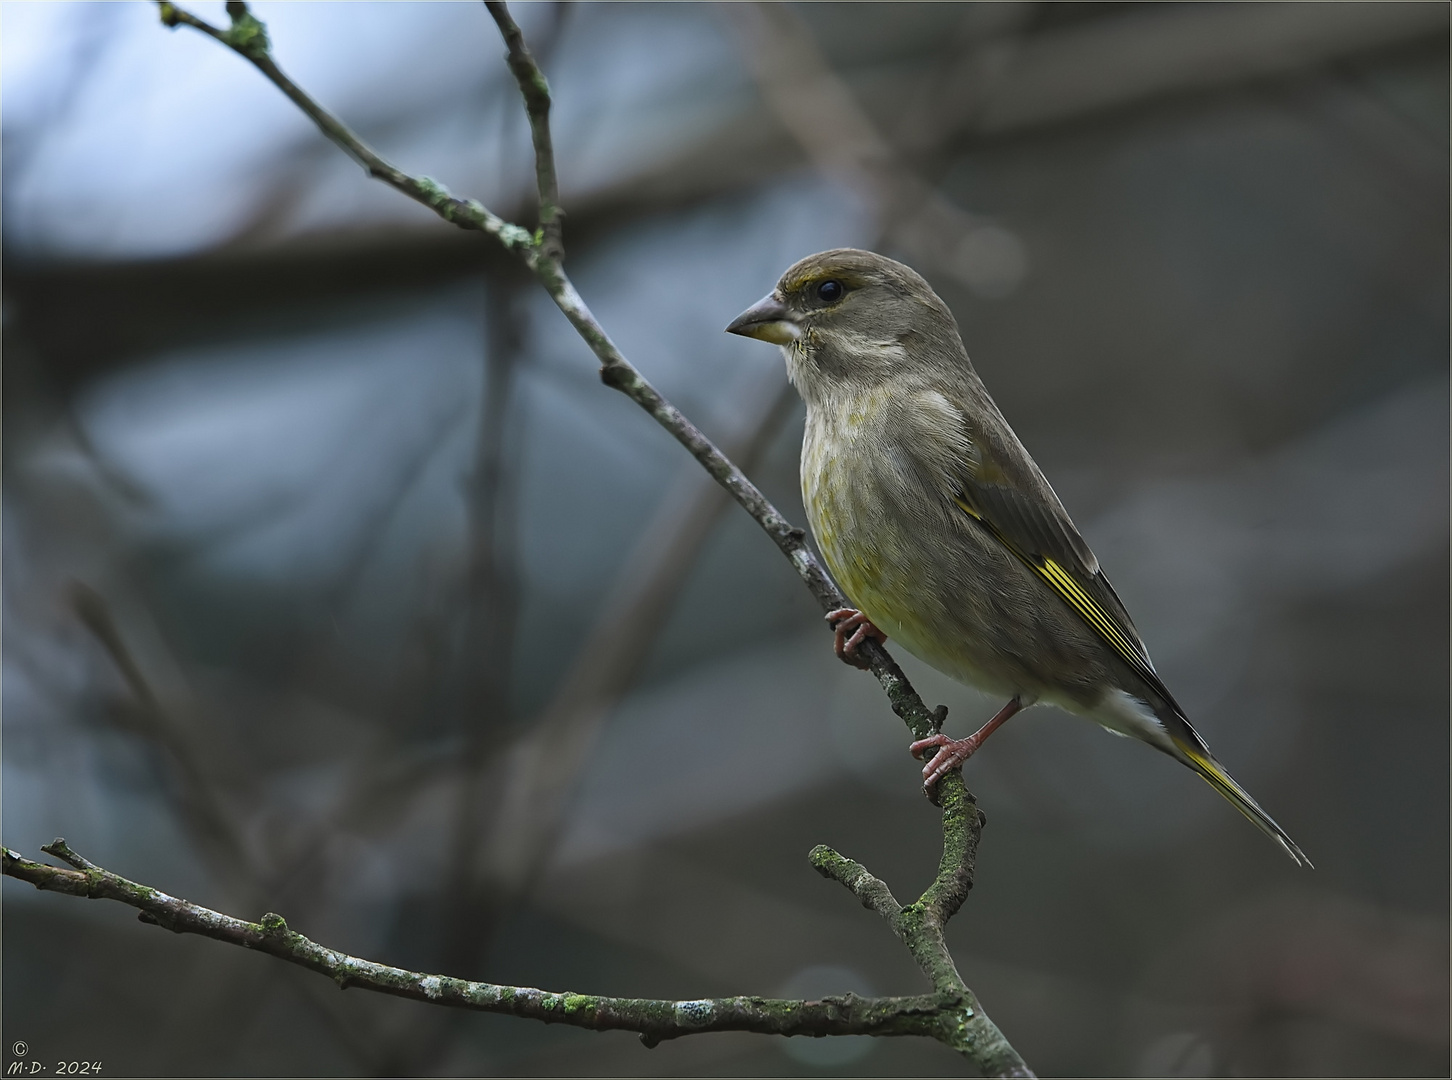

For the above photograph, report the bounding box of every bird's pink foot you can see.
[911,733,985,798]
[910,697,1023,800]
[826,607,887,669]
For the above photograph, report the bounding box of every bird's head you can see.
[726,248,967,398]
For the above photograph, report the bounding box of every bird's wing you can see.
[942,391,1175,704]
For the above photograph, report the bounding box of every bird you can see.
[726,248,1311,867]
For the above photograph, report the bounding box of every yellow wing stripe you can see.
[1039,559,1148,670]
[955,496,1156,684]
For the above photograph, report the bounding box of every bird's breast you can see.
[800,391,922,632]
[798,388,1051,700]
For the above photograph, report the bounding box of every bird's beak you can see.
[725,293,800,344]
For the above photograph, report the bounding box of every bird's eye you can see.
[816,279,844,303]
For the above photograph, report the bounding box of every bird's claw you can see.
[908,697,1021,801]
[826,607,886,670]
[909,733,979,802]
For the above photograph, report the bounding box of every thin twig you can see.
[156,3,535,253]
[485,1,564,260]
[154,0,944,741]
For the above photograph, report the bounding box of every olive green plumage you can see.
[727,248,1310,867]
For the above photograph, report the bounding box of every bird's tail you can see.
[1171,732,1313,868]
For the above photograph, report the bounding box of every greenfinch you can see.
[727,248,1310,867]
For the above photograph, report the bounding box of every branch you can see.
[1,841,967,1053]
[485,1,563,260]
[156,2,535,252]
[811,792,1032,1078]
[5,773,1032,1075]
[126,4,1035,1074]
[155,0,942,746]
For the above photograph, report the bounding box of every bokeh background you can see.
[3,2,1448,1076]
